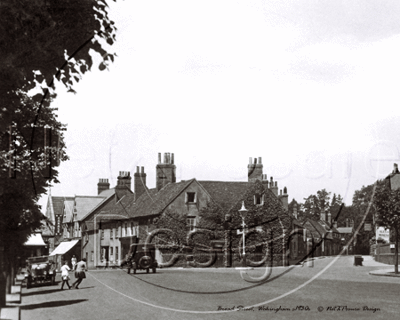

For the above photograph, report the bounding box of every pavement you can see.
[0,273,24,320]
[362,255,400,277]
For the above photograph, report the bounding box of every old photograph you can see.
[1,1,400,319]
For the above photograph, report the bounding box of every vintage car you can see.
[121,243,158,274]
[25,256,56,288]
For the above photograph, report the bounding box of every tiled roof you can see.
[80,186,133,222]
[63,200,74,223]
[319,220,340,235]
[84,209,129,231]
[74,196,106,221]
[98,188,115,197]
[125,181,193,218]
[198,181,252,211]
[304,219,326,240]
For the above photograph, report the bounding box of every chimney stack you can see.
[156,152,176,191]
[248,156,263,182]
[134,166,147,201]
[97,178,110,195]
[293,203,298,219]
[278,186,288,211]
[116,171,132,190]
[269,177,278,196]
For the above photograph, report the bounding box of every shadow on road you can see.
[21,299,88,310]
[23,286,95,296]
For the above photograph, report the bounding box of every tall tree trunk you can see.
[395,226,399,274]
[0,249,6,308]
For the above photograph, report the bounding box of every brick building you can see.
[46,153,303,269]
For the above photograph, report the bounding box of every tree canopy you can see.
[0,1,118,303]
[373,181,400,273]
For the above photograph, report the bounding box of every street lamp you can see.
[239,201,248,267]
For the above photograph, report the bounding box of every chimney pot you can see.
[141,166,144,174]
[158,153,161,164]
[394,163,399,173]
[275,181,277,187]
[171,153,174,164]
[136,166,139,173]
[164,153,167,164]
[284,187,287,194]
[254,158,257,164]
[258,157,262,164]
[280,190,282,195]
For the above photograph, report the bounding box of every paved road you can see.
[20,256,400,320]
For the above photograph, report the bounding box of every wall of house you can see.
[165,182,211,218]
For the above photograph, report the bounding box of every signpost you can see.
[376,226,390,243]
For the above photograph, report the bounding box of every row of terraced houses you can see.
[37,153,355,269]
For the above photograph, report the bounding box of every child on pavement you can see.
[60,261,71,290]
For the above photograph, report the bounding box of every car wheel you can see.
[139,256,152,269]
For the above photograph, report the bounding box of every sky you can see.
[39,0,400,212]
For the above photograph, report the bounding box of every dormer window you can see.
[185,192,196,203]
[254,194,264,205]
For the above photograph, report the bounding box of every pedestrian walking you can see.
[71,255,77,270]
[60,261,71,290]
[71,258,87,289]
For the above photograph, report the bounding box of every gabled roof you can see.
[74,196,106,221]
[99,188,115,197]
[303,219,326,240]
[80,186,133,222]
[288,212,304,228]
[319,220,340,234]
[198,181,253,211]
[48,196,74,220]
[63,200,74,223]
[125,180,193,219]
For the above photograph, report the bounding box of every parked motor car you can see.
[121,243,158,274]
[25,256,56,288]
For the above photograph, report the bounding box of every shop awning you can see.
[24,233,46,246]
[49,239,80,256]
